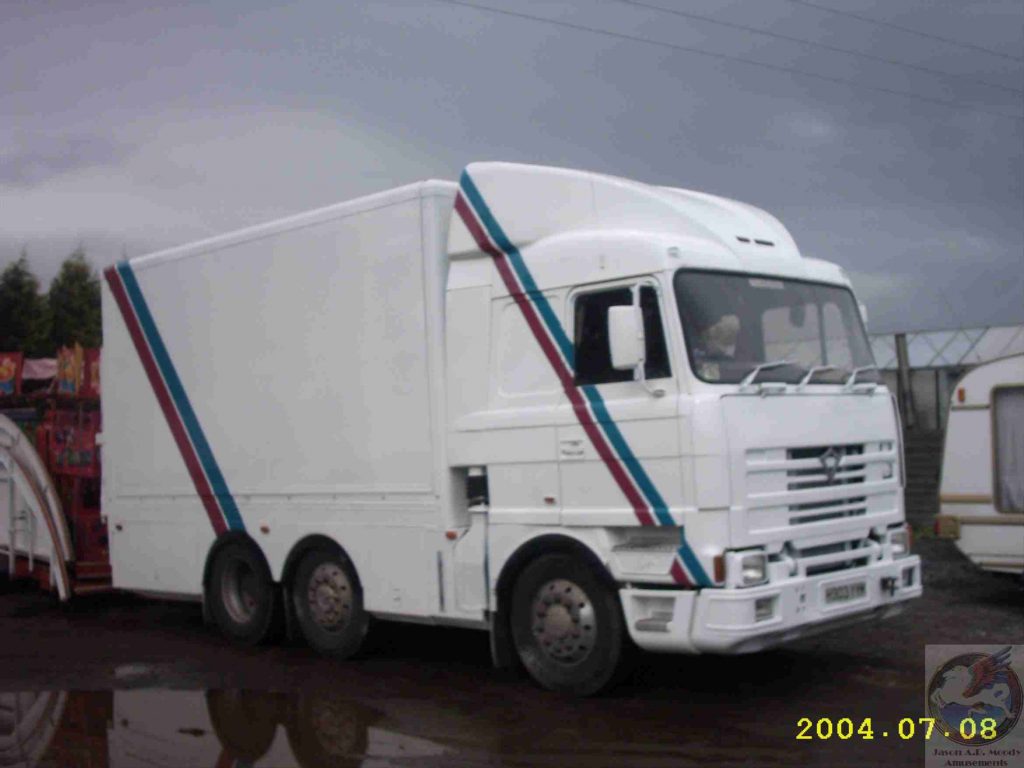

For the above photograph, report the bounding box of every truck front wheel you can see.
[510,553,627,695]
[290,547,368,658]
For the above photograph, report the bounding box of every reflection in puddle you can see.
[112,665,157,682]
[1,690,450,767]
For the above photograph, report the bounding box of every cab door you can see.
[556,279,683,527]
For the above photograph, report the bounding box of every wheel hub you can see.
[530,578,596,664]
[307,563,352,630]
[221,558,259,624]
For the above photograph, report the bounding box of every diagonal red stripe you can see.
[104,267,228,536]
[454,194,655,527]
[670,558,693,587]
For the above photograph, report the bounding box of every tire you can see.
[290,547,368,658]
[206,540,278,645]
[206,690,281,763]
[510,553,626,696]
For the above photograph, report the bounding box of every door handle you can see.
[559,439,585,458]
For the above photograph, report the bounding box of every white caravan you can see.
[100,162,921,694]
[937,354,1024,575]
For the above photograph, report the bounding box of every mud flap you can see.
[488,609,516,670]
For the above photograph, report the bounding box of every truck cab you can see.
[445,163,921,690]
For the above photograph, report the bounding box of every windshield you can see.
[673,269,878,385]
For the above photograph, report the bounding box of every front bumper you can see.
[620,554,921,654]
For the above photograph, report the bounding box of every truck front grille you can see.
[794,538,876,577]
[789,496,867,526]
[786,444,866,525]
[743,442,895,537]
[786,444,865,490]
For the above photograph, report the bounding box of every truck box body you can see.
[102,182,458,615]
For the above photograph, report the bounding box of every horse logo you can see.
[928,646,1022,745]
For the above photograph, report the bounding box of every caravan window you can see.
[993,386,1024,514]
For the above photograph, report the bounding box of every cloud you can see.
[772,112,840,143]
[0,131,128,186]
[0,107,451,285]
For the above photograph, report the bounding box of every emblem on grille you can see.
[819,446,842,484]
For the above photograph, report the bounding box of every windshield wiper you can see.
[843,365,879,391]
[739,360,800,387]
[798,365,839,387]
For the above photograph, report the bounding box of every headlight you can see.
[739,551,768,586]
[889,527,911,558]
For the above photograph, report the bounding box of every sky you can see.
[1,0,1021,334]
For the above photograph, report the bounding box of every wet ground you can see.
[0,538,1021,767]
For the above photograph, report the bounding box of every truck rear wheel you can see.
[291,548,368,658]
[206,540,278,645]
[510,553,626,696]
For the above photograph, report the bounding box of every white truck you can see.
[99,162,921,694]
[936,353,1024,575]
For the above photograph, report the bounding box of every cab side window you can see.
[573,285,671,385]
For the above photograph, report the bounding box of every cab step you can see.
[634,612,673,633]
[73,560,112,581]
[72,580,114,596]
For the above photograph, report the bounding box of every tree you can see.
[0,251,50,355]
[49,247,102,350]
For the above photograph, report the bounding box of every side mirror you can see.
[608,306,644,371]
[858,302,869,327]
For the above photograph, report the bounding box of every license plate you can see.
[825,582,866,604]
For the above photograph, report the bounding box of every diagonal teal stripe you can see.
[117,263,245,532]
[581,384,675,527]
[677,529,712,587]
[459,171,575,366]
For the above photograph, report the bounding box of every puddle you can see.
[113,664,157,681]
[0,684,805,767]
[0,689,452,767]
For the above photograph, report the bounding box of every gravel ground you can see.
[0,537,1020,767]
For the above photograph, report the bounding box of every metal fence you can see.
[868,324,1024,431]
